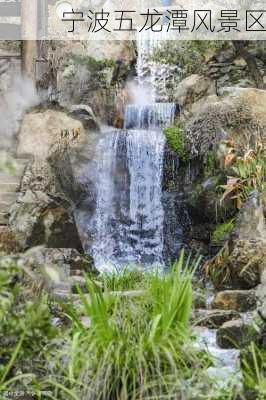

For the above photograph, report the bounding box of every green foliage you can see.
[221,150,266,209]
[47,252,210,400]
[204,151,217,176]
[211,219,234,244]
[242,342,266,399]
[72,54,115,74]
[98,268,147,291]
[232,156,266,195]
[150,41,227,77]
[0,254,246,399]
[0,258,57,394]
[164,123,188,162]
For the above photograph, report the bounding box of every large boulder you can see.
[185,88,266,159]
[217,319,256,349]
[174,74,216,113]
[69,104,100,131]
[207,191,266,289]
[18,246,93,274]
[17,109,87,161]
[211,290,257,312]
[17,108,97,202]
[9,190,83,251]
[17,246,95,299]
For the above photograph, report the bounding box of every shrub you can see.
[0,258,57,394]
[150,41,227,77]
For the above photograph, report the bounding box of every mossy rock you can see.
[164,123,188,162]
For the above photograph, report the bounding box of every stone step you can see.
[0,182,20,192]
[194,309,241,329]
[0,192,17,203]
[0,212,9,225]
[211,290,257,313]
[0,203,12,213]
[0,173,21,184]
[216,319,255,349]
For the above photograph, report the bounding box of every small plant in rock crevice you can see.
[164,122,188,162]
[211,219,235,244]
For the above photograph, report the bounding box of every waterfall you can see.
[136,30,180,102]
[88,128,166,272]
[79,31,177,272]
[124,103,176,130]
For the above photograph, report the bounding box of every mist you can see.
[0,76,40,149]
[126,80,152,106]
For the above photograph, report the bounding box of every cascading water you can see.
[124,103,176,130]
[136,30,180,102]
[88,126,166,272]
[80,32,177,272]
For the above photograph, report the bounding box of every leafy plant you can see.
[0,258,57,394]
[164,122,188,162]
[220,141,266,209]
[204,243,231,289]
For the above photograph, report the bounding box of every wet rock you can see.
[9,190,83,251]
[212,290,257,312]
[69,104,100,131]
[174,74,216,113]
[194,291,207,309]
[217,319,256,349]
[194,309,241,328]
[256,270,266,324]
[207,191,266,289]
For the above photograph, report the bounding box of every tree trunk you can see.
[233,41,265,89]
[21,0,38,84]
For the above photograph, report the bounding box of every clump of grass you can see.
[48,251,210,400]
[242,342,266,399]
[164,123,188,162]
[98,268,147,291]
